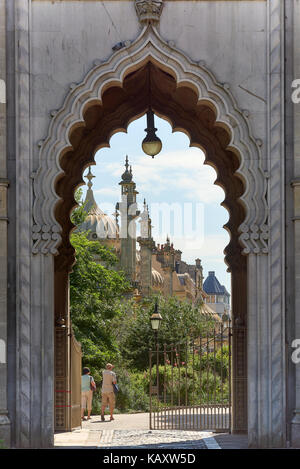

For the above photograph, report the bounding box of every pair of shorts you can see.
[101,392,115,412]
[81,390,93,411]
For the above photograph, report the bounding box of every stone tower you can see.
[156,237,176,297]
[138,200,155,296]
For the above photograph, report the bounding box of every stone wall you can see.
[0,0,10,447]
[30,0,267,164]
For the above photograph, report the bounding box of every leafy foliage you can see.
[94,345,229,413]
[70,191,130,385]
[70,187,88,227]
[148,346,230,406]
[113,295,215,371]
[70,189,229,414]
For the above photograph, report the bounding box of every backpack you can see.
[90,376,96,391]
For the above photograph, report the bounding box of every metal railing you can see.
[149,323,231,432]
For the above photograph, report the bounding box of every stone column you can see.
[54,268,71,432]
[121,221,134,281]
[291,0,300,447]
[248,252,286,447]
[13,0,32,447]
[231,262,247,434]
[291,179,300,445]
[11,0,55,448]
[138,238,153,296]
[0,0,10,446]
[30,253,55,448]
[120,198,137,283]
[247,0,286,448]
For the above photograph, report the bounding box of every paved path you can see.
[54,413,247,449]
[55,428,215,449]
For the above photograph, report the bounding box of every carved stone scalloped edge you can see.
[33,25,269,256]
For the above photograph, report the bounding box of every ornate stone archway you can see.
[32,26,268,257]
[19,22,286,449]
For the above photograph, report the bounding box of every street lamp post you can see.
[150,299,162,398]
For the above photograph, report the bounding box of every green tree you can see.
[69,190,130,384]
[70,187,88,226]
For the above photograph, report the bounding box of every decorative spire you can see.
[113,203,120,233]
[135,0,164,25]
[84,166,98,212]
[140,198,151,239]
[86,166,95,190]
[120,155,133,183]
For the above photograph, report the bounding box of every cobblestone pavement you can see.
[54,414,234,449]
[55,428,220,449]
[98,430,216,449]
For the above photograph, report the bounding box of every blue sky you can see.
[81,115,231,294]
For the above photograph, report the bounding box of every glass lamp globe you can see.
[142,110,162,158]
[150,300,162,331]
[150,312,163,331]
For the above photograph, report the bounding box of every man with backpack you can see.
[101,363,117,422]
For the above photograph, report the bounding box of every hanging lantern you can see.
[142,109,162,158]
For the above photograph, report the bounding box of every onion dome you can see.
[152,269,164,286]
[78,167,118,240]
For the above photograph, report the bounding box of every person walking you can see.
[101,363,117,422]
[81,367,96,421]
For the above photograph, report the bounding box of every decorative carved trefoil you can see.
[135,0,164,24]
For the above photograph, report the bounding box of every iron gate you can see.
[70,326,82,429]
[149,323,231,431]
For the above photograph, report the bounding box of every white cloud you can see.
[92,147,225,205]
[154,233,230,260]
[86,122,231,291]
[131,149,224,203]
[94,187,120,199]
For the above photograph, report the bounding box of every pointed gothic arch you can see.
[32,25,269,260]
